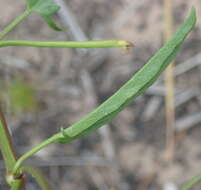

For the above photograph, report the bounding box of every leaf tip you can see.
[190,6,197,26]
[118,40,134,47]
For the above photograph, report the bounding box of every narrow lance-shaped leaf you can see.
[25,0,62,31]
[180,173,201,190]
[54,7,196,144]
[11,8,197,176]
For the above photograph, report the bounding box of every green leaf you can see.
[180,174,201,190]
[11,8,197,175]
[26,0,62,31]
[55,7,196,144]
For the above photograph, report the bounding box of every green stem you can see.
[0,111,16,172]
[22,166,53,190]
[180,174,201,190]
[0,40,133,48]
[12,134,59,175]
[0,9,31,40]
[0,111,25,189]
[10,179,24,190]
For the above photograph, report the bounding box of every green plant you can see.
[0,1,197,189]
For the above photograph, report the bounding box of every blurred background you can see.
[0,0,201,189]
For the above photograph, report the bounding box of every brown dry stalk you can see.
[163,0,176,161]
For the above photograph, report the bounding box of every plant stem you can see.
[10,179,24,190]
[12,134,59,175]
[0,9,31,40]
[0,111,17,172]
[0,8,30,188]
[0,40,133,48]
[163,0,175,161]
[22,166,53,190]
[0,110,25,190]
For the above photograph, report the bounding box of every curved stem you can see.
[0,10,31,40]
[0,40,133,48]
[12,134,59,175]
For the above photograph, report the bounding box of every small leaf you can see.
[42,15,63,31]
[26,0,62,31]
